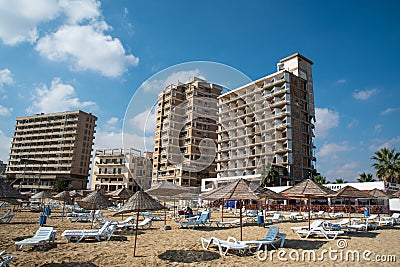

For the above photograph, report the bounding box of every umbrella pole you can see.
[221,199,224,222]
[308,196,311,231]
[134,210,140,257]
[62,201,65,221]
[348,198,351,222]
[164,202,167,226]
[240,200,243,241]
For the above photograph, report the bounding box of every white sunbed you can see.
[314,211,326,218]
[180,211,212,229]
[264,212,284,224]
[15,227,56,250]
[290,220,324,233]
[378,216,394,226]
[329,212,344,219]
[201,236,250,256]
[296,222,344,240]
[0,210,14,224]
[239,226,286,251]
[215,218,241,228]
[111,216,136,230]
[0,250,12,267]
[61,221,115,243]
[349,214,379,232]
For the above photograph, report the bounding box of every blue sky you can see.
[0,0,399,183]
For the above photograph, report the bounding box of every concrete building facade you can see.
[91,148,152,192]
[152,77,222,187]
[6,110,97,192]
[204,53,316,190]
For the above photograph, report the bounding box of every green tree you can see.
[371,147,400,184]
[52,178,69,192]
[357,172,375,183]
[312,174,327,184]
[259,163,278,187]
[334,178,346,184]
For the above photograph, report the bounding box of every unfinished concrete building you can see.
[91,148,152,191]
[152,77,222,187]
[203,53,316,190]
[6,110,97,192]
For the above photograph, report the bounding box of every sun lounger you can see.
[0,251,12,267]
[238,226,286,251]
[180,211,212,229]
[290,220,324,233]
[67,210,94,222]
[216,218,241,228]
[314,211,326,218]
[61,221,115,243]
[111,216,136,230]
[349,214,378,232]
[287,212,305,221]
[0,210,14,224]
[296,222,344,240]
[378,216,394,226]
[329,212,344,219]
[15,227,56,250]
[264,212,284,224]
[201,236,250,256]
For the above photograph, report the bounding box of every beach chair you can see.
[216,218,241,228]
[201,236,250,256]
[264,212,284,224]
[135,217,153,230]
[111,216,136,230]
[386,213,400,225]
[290,220,324,233]
[328,212,344,219]
[349,214,378,232]
[67,210,94,222]
[61,221,115,243]
[180,211,211,229]
[0,210,14,224]
[238,226,286,251]
[0,251,12,267]
[288,212,305,221]
[296,222,344,240]
[314,211,326,218]
[15,227,56,250]
[378,216,394,226]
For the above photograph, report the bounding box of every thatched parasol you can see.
[0,179,27,202]
[328,185,374,220]
[78,190,113,228]
[52,191,73,221]
[390,190,400,198]
[368,188,390,199]
[201,178,263,241]
[146,180,187,227]
[114,190,165,257]
[31,191,53,200]
[107,187,133,200]
[281,179,334,230]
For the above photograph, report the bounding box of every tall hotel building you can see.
[91,148,153,191]
[6,110,97,191]
[152,77,222,187]
[208,53,316,189]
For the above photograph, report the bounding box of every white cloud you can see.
[315,108,339,138]
[325,161,360,182]
[369,136,400,152]
[35,24,138,78]
[0,130,11,162]
[0,0,59,45]
[107,117,119,125]
[374,123,383,133]
[27,77,96,114]
[94,130,153,153]
[353,89,377,100]
[381,107,399,115]
[0,105,12,116]
[58,0,100,24]
[336,79,347,84]
[317,142,354,158]
[0,68,14,93]
[142,69,204,92]
[347,118,359,128]
[129,108,157,134]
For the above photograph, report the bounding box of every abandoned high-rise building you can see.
[6,110,97,192]
[203,53,316,190]
[152,77,222,187]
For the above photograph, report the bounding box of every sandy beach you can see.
[1,208,399,267]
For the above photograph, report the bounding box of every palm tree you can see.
[259,163,278,187]
[371,147,400,183]
[312,174,327,184]
[357,172,375,183]
[334,178,346,184]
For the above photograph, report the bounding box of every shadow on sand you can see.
[158,249,220,263]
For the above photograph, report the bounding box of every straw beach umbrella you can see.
[201,178,264,241]
[0,179,27,202]
[249,181,286,219]
[281,179,334,230]
[78,190,113,228]
[390,190,400,198]
[52,191,73,221]
[328,185,374,221]
[114,190,165,257]
[146,180,187,227]
[368,188,390,215]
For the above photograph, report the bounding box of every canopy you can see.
[0,179,27,201]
